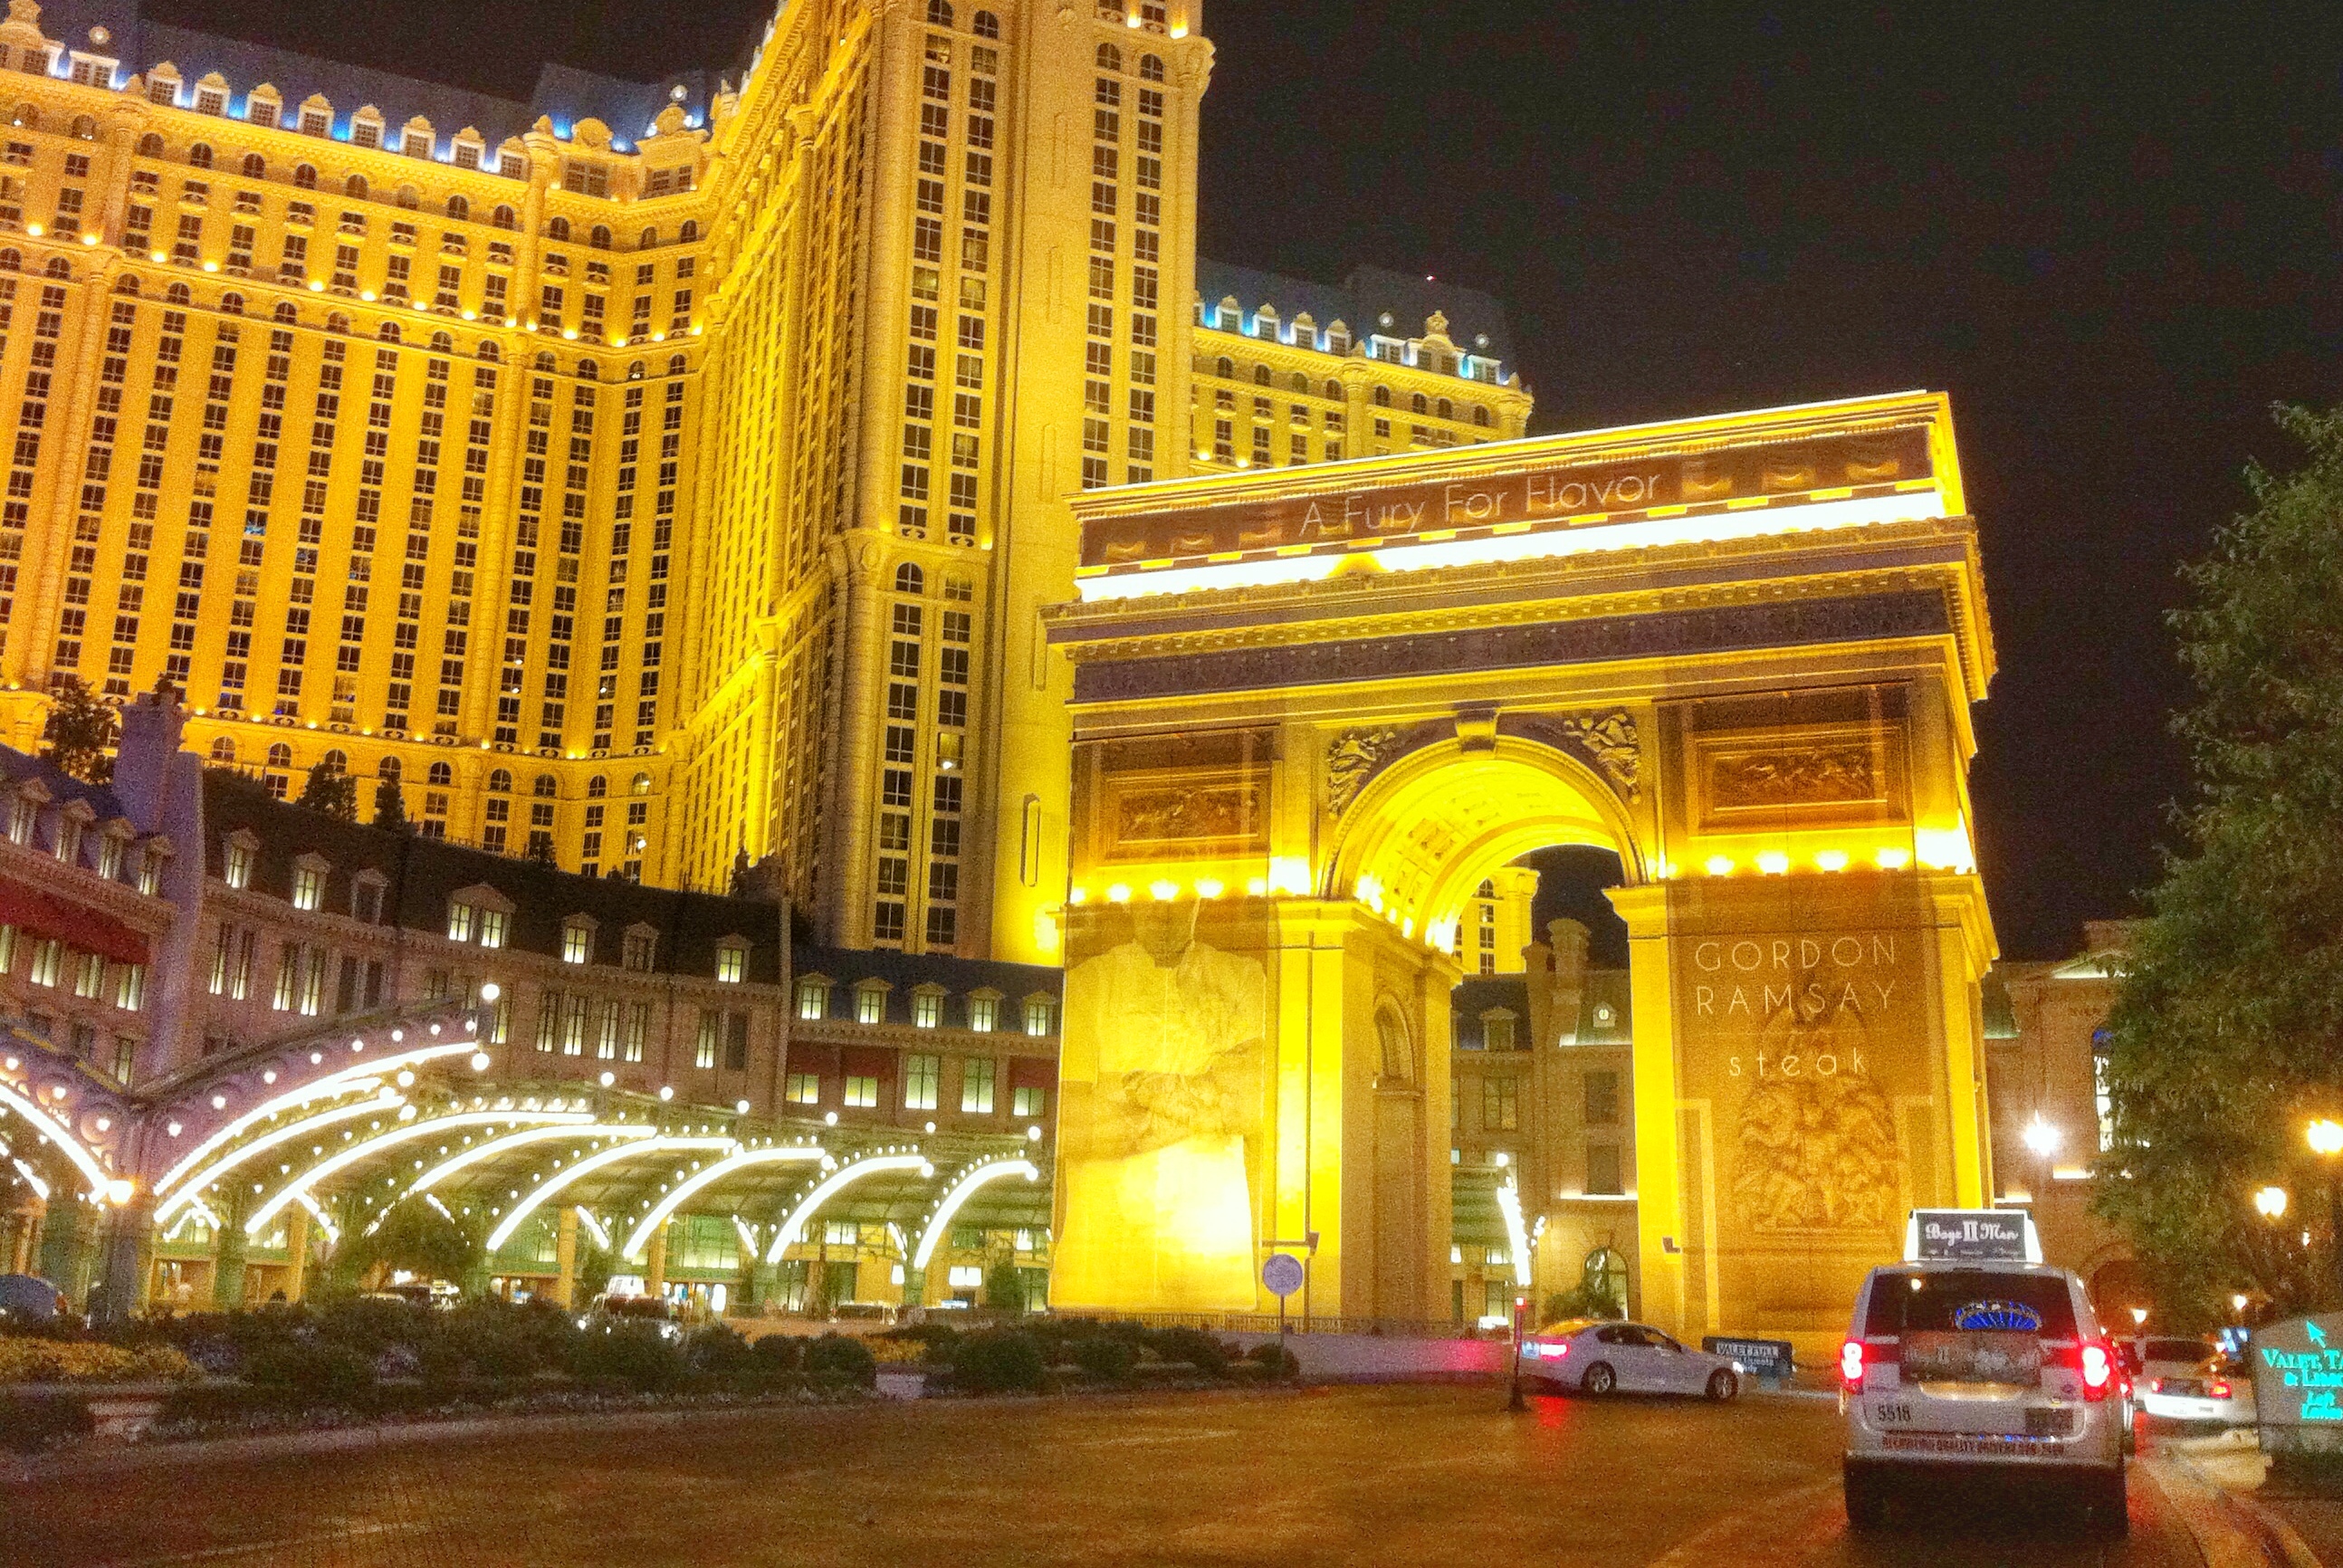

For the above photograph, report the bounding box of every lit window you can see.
[967,995,997,1033]
[796,978,827,1019]
[114,963,145,1012]
[961,1056,996,1114]
[73,951,105,999]
[478,909,508,949]
[561,921,591,964]
[844,1075,879,1108]
[913,990,942,1028]
[224,840,255,889]
[856,986,885,1024]
[290,863,323,911]
[27,938,61,988]
[948,1265,983,1290]
[905,1054,940,1111]
[446,900,476,942]
[785,1071,820,1104]
[825,1219,859,1248]
[623,931,655,971]
[1012,1084,1045,1118]
[715,942,745,983]
[1023,998,1056,1037]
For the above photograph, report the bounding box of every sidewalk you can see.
[2154,1429,2329,1567]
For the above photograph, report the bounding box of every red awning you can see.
[1010,1058,1057,1091]
[841,1046,895,1081]
[0,881,150,967]
[784,1042,837,1078]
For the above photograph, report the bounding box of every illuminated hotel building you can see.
[0,0,1531,972]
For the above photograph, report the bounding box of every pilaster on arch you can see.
[1324,731,1646,942]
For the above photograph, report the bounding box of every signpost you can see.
[1704,1336,1796,1385]
[1263,1253,1305,1379]
[2250,1314,2343,1457]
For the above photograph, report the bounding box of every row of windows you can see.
[0,924,146,1010]
[783,1051,1046,1118]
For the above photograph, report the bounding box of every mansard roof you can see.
[1196,257,1517,366]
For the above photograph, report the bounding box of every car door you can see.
[1610,1325,1665,1391]
[1645,1330,1701,1393]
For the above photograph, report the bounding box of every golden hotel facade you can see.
[0,0,1529,976]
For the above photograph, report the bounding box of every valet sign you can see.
[2252,1315,2343,1435]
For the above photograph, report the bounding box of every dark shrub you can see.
[684,1323,752,1382]
[315,1296,428,1357]
[0,1392,93,1452]
[952,1329,1047,1394]
[441,1303,540,1379]
[244,1339,376,1400]
[1068,1333,1137,1382]
[571,1320,686,1391]
[1247,1341,1299,1379]
[1146,1326,1229,1376]
[803,1334,876,1389]
[738,1332,802,1390]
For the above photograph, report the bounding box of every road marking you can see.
[92,1520,421,1566]
[1645,1479,1843,1568]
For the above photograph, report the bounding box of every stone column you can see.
[645,1219,669,1297]
[91,1194,157,1324]
[552,1203,579,1308]
[210,1208,249,1311]
[282,1204,310,1304]
[39,1197,95,1310]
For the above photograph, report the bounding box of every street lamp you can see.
[2257,1185,2291,1220]
[2130,1306,2148,1328]
[2022,1114,2061,1158]
[2233,1292,2251,1317]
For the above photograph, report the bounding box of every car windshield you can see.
[2144,1338,2208,1363]
[1862,1269,2079,1338]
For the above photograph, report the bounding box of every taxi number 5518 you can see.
[1871,1402,1914,1425]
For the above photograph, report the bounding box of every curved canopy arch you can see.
[485,1134,735,1252]
[1328,737,1639,949]
[622,1143,827,1261]
[911,1158,1039,1272]
[244,1108,597,1236]
[763,1153,932,1264]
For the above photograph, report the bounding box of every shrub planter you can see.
[874,1368,929,1401]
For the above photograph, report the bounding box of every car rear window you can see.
[1862,1270,2079,1338]
[2145,1338,2208,1362]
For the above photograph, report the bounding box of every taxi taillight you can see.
[1840,1339,1867,1389]
[2079,1341,2115,1401]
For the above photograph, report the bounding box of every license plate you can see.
[2025,1407,2075,1437]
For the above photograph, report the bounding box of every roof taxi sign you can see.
[1903,1209,2041,1265]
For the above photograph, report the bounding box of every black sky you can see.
[148,0,2343,958]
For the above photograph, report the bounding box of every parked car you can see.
[1842,1211,2126,1536]
[1522,1318,1743,1400]
[2140,1352,2255,1425]
[581,1294,683,1340]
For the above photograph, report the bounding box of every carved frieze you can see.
[1325,726,1410,816]
[1710,746,1879,809]
[1552,711,1640,801]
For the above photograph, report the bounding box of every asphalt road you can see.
[7,1387,2213,1568]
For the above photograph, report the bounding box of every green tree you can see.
[41,676,116,783]
[296,760,359,820]
[2095,405,2343,1324]
[372,776,412,833]
[333,1198,483,1291]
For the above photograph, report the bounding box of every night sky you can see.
[150,0,2343,959]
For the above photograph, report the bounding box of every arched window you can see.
[136,132,164,158]
[1436,397,1452,420]
[326,311,350,333]
[240,151,263,177]
[377,320,401,342]
[1140,53,1164,81]
[492,205,517,230]
[1253,363,1270,386]
[43,258,69,280]
[637,225,657,248]
[446,194,469,222]
[531,773,558,798]
[630,772,652,796]
[219,292,244,314]
[273,301,298,322]
[626,360,645,380]
[1289,372,1308,394]
[165,282,191,304]
[1374,1002,1413,1084]
[429,330,453,352]
[209,737,236,763]
[344,173,367,199]
[187,143,213,169]
[588,225,610,250]
[587,775,607,798]
[1325,379,1342,400]
[427,760,453,786]
[70,116,96,141]
[378,756,401,780]
[576,359,598,380]
[112,273,140,294]
[1096,43,1123,72]
[974,10,1000,39]
[320,748,348,772]
[1214,356,1233,378]
[292,162,316,189]
[666,353,686,376]
[477,340,501,361]
[547,215,570,242]
[266,741,293,768]
[925,0,953,24]
[678,218,698,242]
[1473,405,1490,427]
[1411,392,1427,415]
[894,562,925,595]
[395,185,419,210]
[534,350,557,371]
[487,769,512,793]
[1373,386,1391,407]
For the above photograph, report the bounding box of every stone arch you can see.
[1373,997,1414,1084]
[1327,734,1641,948]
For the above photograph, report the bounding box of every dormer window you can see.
[350,112,383,149]
[1480,1009,1517,1053]
[137,846,164,896]
[246,93,280,129]
[351,871,386,923]
[562,158,608,196]
[68,55,114,89]
[447,899,476,942]
[223,834,255,889]
[967,992,999,1033]
[560,916,595,965]
[290,855,327,911]
[1023,996,1057,1037]
[147,72,178,107]
[53,808,87,865]
[195,86,226,116]
[299,101,331,137]
[796,977,828,1019]
[6,792,34,845]
[714,938,746,983]
[855,981,888,1025]
[452,136,483,171]
[622,927,656,971]
[96,831,125,881]
[402,123,434,158]
[913,987,943,1028]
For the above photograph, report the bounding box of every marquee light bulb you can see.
[1756,851,1790,875]
[1875,846,1912,870]
[1815,850,1849,872]
[1703,856,1733,877]
[1105,884,1131,904]
[1149,879,1179,902]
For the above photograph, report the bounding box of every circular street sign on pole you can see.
[1262,1252,1305,1298]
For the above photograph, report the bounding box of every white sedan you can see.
[2142,1355,2256,1425]
[1522,1318,1744,1400]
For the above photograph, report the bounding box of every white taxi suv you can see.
[1841,1210,2127,1536]
[1524,1318,1744,1401]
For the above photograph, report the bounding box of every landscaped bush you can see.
[951,1329,1047,1393]
[0,1391,95,1451]
[0,1339,196,1384]
[1144,1326,1230,1376]
[802,1333,876,1389]
[684,1323,753,1382]
[1246,1341,1300,1380]
[570,1320,686,1391]
[744,1332,804,1384]
[244,1339,376,1400]
[1067,1333,1137,1383]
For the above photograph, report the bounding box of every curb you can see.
[2149,1448,2324,1568]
